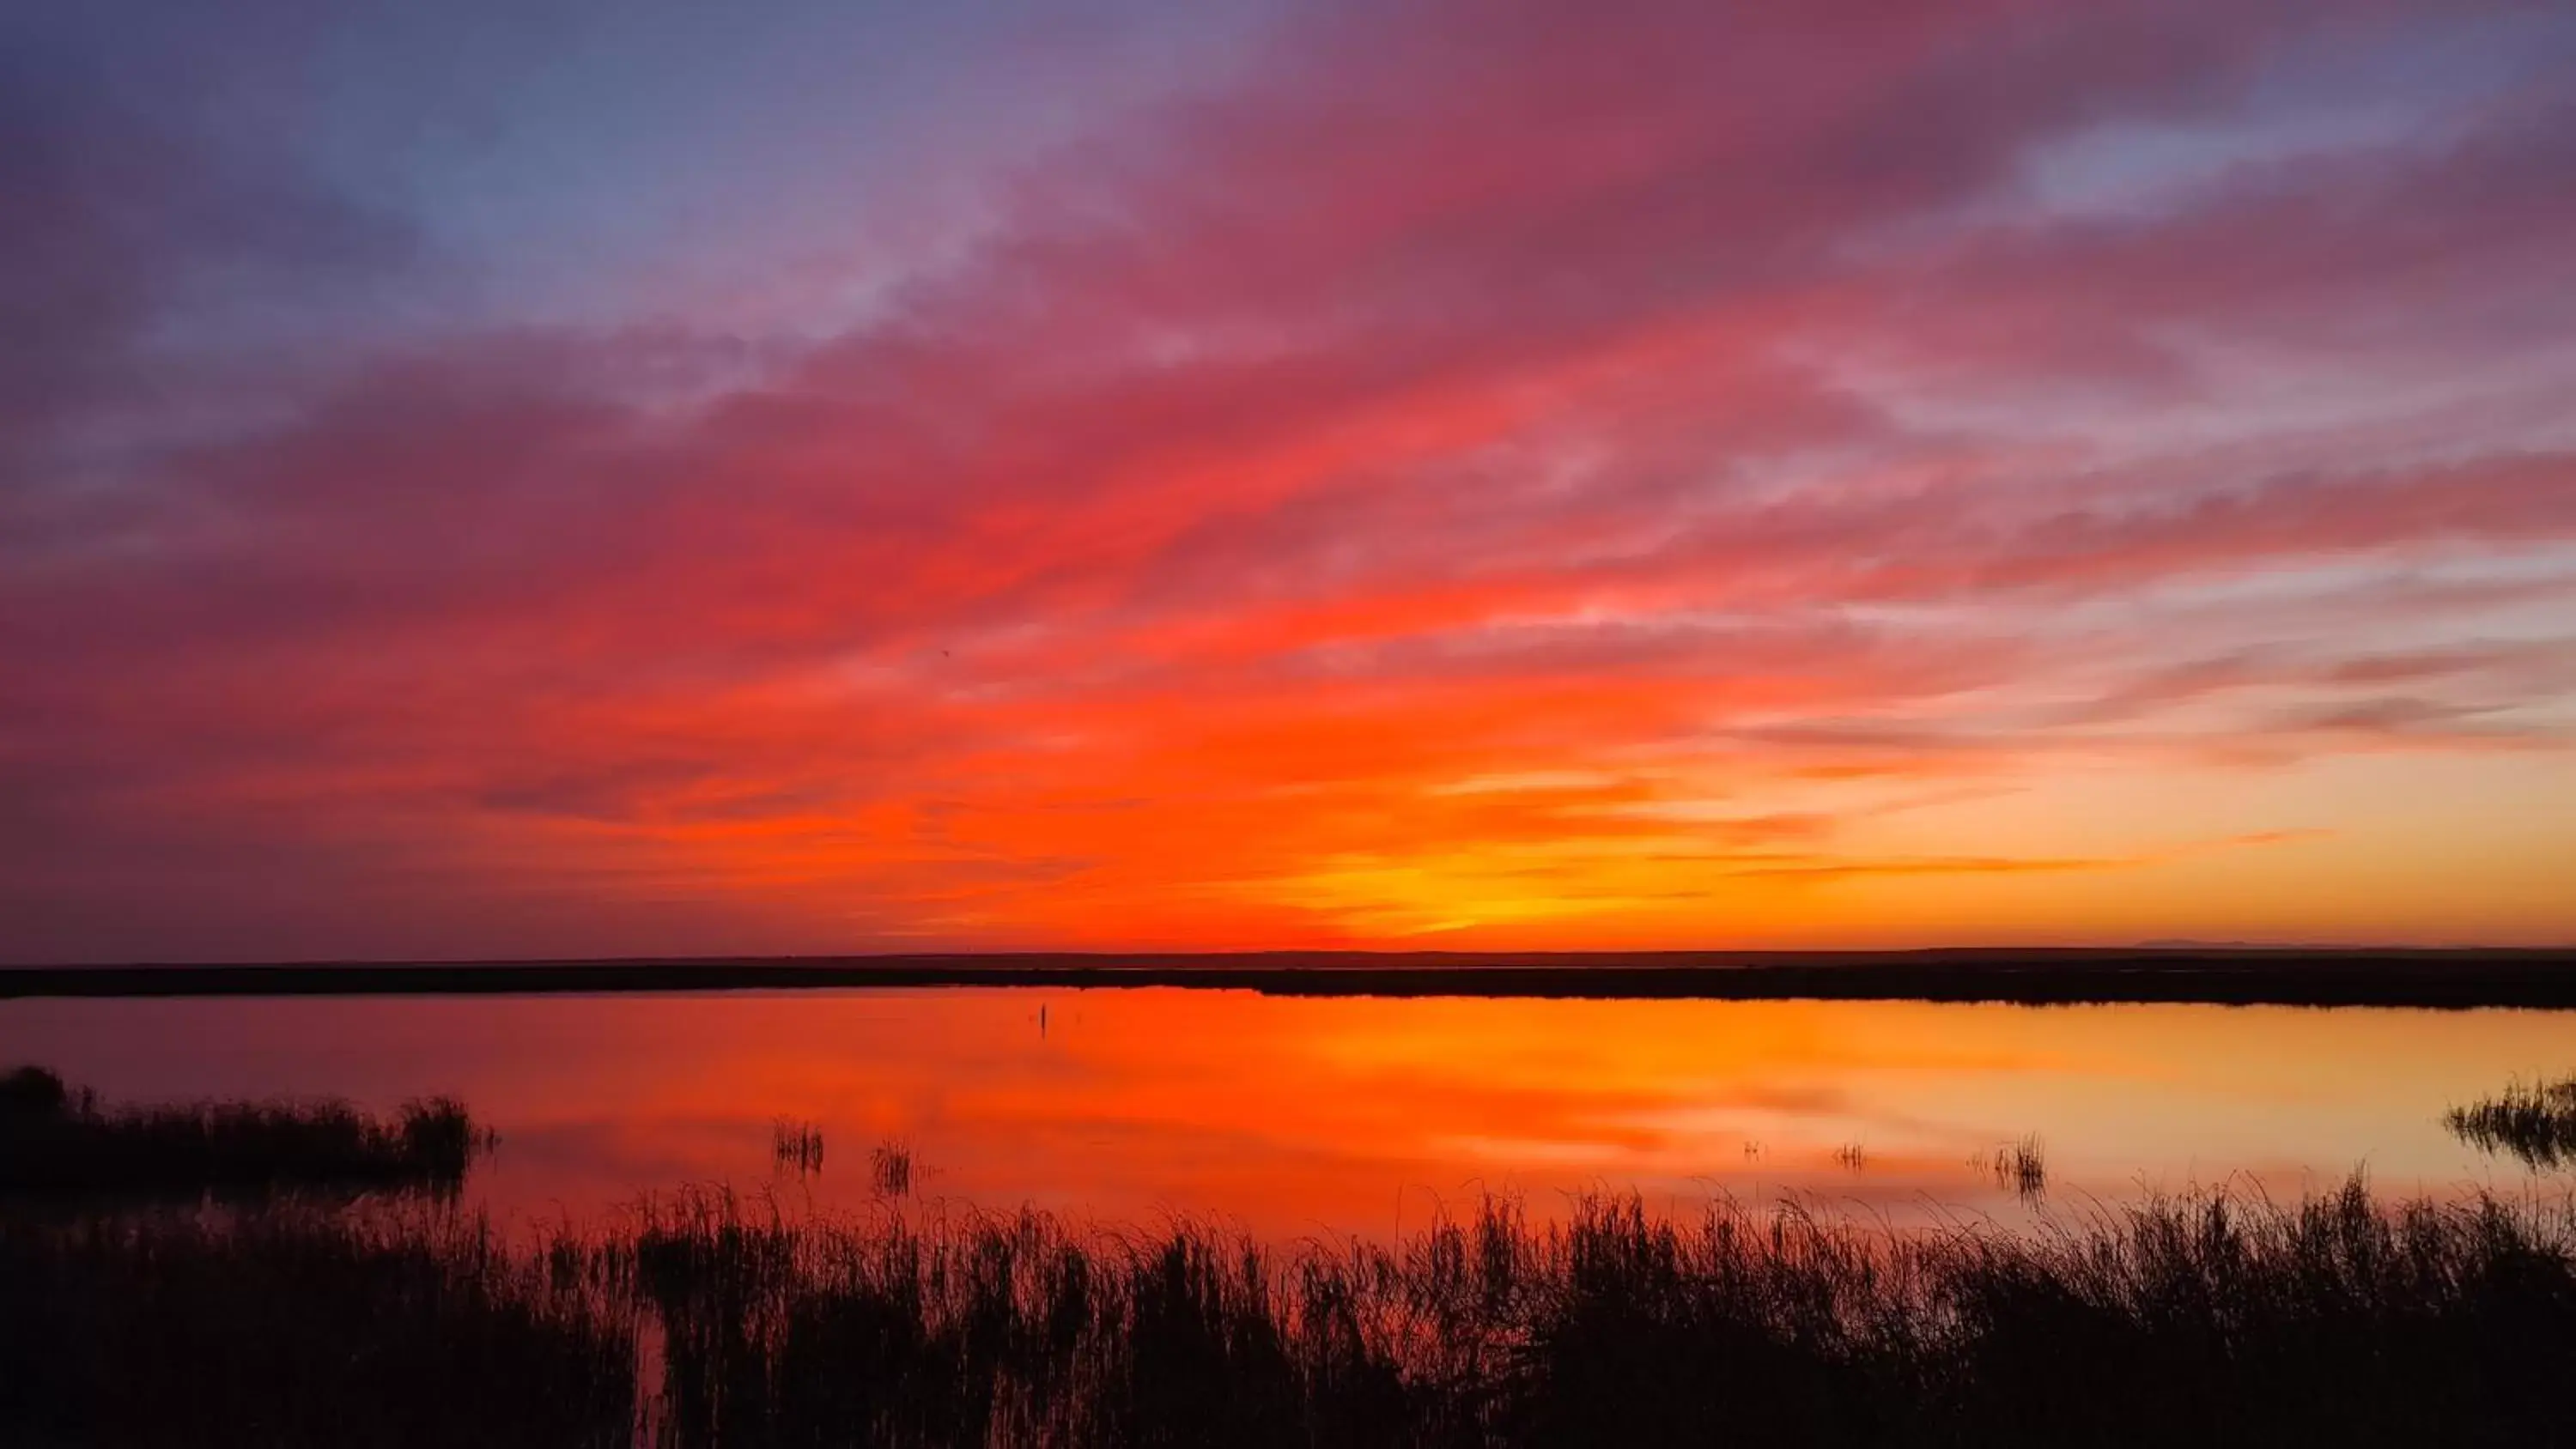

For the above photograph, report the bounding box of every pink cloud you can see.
[3,0,2573,957]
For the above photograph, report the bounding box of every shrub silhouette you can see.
[0,1065,68,1117]
[0,1068,482,1198]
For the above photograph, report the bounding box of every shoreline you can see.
[7,947,2576,1008]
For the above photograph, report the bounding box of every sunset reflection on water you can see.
[4,990,2567,1235]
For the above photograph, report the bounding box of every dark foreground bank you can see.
[8,946,2576,1008]
[6,1175,2575,1447]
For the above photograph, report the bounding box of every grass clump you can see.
[0,1065,484,1198]
[2447,1074,2576,1169]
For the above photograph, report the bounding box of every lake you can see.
[4,988,2569,1233]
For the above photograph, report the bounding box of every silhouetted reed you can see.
[602,1173,2576,1446]
[0,1066,483,1198]
[1990,1134,2048,1203]
[9,1169,2576,1446]
[872,1142,916,1197]
[2447,1074,2576,1169]
[772,1118,826,1176]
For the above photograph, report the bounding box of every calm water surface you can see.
[5,990,2569,1233]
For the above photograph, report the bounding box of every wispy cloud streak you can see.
[3,0,2572,957]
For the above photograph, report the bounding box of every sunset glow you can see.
[6,0,2573,959]
[10,989,2566,1233]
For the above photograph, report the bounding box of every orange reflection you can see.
[6,990,2570,1237]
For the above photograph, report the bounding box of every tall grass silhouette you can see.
[0,1204,635,1447]
[590,1176,2576,1446]
[13,1173,2576,1446]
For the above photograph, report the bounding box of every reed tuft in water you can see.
[772,1119,826,1177]
[871,1142,916,1197]
[1990,1134,2048,1203]
[2446,1074,2576,1169]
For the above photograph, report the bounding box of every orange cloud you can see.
[3,0,2573,958]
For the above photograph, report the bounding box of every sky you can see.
[3,0,2573,962]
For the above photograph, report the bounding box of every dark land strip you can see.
[5,948,2576,1007]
